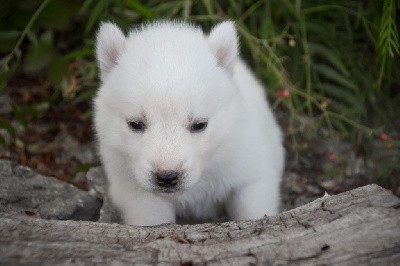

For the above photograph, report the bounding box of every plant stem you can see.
[1,0,52,73]
[297,2,313,116]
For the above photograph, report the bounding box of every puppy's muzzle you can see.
[153,170,181,188]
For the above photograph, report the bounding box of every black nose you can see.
[153,171,180,187]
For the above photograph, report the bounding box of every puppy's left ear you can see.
[96,22,126,81]
[208,21,239,71]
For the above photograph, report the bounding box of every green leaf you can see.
[314,63,358,91]
[48,55,69,85]
[0,118,17,138]
[126,0,155,19]
[0,59,19,93]
[81,109,93,120]
[13,107,28,128]
[23,41,53,73]
[260,3,274,39]
[201,0,215,16]
[0,31,21,40]
[72,163,97,176]
[85,0,109,34]
[0,69,10,93]
[377,0,400,87]
[79,0,95,14]
[331,119,350,135]
[73,88,96,104]
[66,48,93,59]
[22,104,40,119]
[0,31,21,53]
[309,43,350,77]
[317,84,364,112]
[37,0,79,30]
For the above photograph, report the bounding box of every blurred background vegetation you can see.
[0,0,399,197]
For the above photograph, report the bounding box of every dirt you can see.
[0,77,97,190]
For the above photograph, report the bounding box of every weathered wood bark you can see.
[1,184,399,265]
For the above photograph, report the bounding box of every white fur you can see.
[94,21,285,226]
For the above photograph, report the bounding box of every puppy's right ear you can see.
[208,21,238,72]
[96,22,126,81]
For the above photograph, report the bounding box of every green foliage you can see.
[0,118,16,138]
[377,0,400,86]
[228,0,399,140]
[0,0,399,145]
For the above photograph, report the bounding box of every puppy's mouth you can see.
[154,186,182,194]
[151,181,189,195]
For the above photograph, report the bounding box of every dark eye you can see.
[127,120,146,132]
[190,121,208,133]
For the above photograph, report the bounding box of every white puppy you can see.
[94,21,284,226]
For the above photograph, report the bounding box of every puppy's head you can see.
[94,21,240,194]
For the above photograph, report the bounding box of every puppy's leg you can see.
[110,184,175,226]
[226,180,280,221]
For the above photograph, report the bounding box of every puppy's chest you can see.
[175,195,226,224]
[174,178,232,223]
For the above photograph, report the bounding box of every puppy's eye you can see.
[127,120,146,132]
[190,121,208,133]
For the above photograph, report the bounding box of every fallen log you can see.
[1,184,399,265]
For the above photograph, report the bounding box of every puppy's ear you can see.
[96,22,126,81]
[208,21,239,71]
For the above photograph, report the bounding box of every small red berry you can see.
[327,152,336,162]
[277,89,290,98]
[379,133,388,141]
